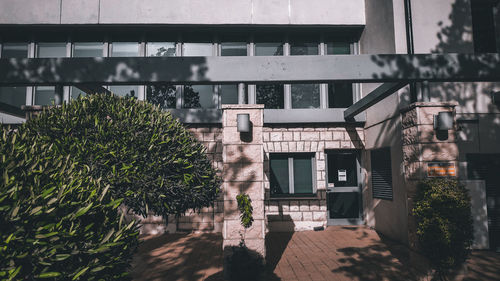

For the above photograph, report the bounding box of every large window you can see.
[147,84,177,109]
[147,42,176,57]
[326,42,351,55]
[0,43,28,108]
[220,85,239,105]
[328,83,353,108]
[256,84,284,109]
[221,42,247,56]
[110,43,140,97]
[71,43,104,99]
[291,84,320,109]
[35,43,67,105]
[255,42,283,56]
[290,38,319,56]
[371,148,393,200]
[183,43,213,56]
[183,85,216,108]
[270,153,315,196]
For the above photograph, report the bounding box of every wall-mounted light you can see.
[492,91,500,105]
[237,113,250,133]
[433,111,454,131]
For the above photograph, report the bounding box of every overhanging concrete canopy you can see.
[1,53,500,86]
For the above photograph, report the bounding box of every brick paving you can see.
[130,226,500,281]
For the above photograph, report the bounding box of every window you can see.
[147,42,176,57]
[328,83,353,108]
[1,43,28,58]
[37,43,66,58]
[327,150,359,188]
[1,44,28,108]
[270,153,315,196]
[291,84,320,109]
[73,42,103,58]
[35,43,66,105]
[109,85,138,98]
[290,41,319,56]
[221,42,247,56]
[471,0,498,53]
[370,148,393,200]
[35,86,62,106]
[183,85,216,108]
[326,42,351,55]
[183,43,213,56]
[111,42,139,57]
[256,84,284,109]
[220,85,239,105]
[147,84,177,108]
[255,42,283,56]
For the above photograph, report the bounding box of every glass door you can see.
[325,150,363,225]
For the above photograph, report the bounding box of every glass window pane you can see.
[221,42,247,56]
[73,42,103,57]
[183,43,212,56]
[71,87,87,100]
[327,43,351,55]
[147,42,176,57]
[293,155,314,194]
[328,192,359,219]
[220,85,239,105]
[37,43,67,58]
[0,87,26,108]
[328,83,353,108]
[327,151,358,187]
[112,42,139,57]
[270,155,290,195]
[256,84,284,109]
[183,85,215,108]
[290,42,318,56]
[109,85,138,98]
[291,84,320,109]
[2,43,28,58]
[35,86,62,105]
[255,43,283,56]
[147,84,177,109]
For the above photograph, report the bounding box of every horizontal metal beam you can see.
[1,53,500,86]
[344,82,407,120]
[265,108,365,124]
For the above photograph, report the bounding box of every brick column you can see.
[221,105,266,257]
[401,102,458,249]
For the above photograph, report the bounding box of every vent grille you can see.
[371,148,393,200]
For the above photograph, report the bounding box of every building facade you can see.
[0,0,499,254]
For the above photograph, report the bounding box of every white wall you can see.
[0,0,365,25]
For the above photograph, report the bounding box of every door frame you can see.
[325,149,364,226]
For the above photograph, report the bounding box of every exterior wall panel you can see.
[0,0,61,24]
[61,0,100,24]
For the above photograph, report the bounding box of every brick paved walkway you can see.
[130,226,500,281]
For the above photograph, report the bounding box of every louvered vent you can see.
[371,148,393,200]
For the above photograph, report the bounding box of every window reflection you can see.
[1,43,28,58]
[183,43,212,56]
[109,85,138,98]
[291,84,320,109]
[256,84,284,109]
[221,42,247,56]
[255,43,283,56]
[220,85,239,104]
[183,85,215,108]
[35,86,61,106]
[37,43,66,58]
[73,42,103,57]
[112,42,139,57]
[147,84,177,109]
[147,42,176,57]
[290,42,318,56]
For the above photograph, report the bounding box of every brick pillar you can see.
[400,102,458,249]
[221,104,266,258]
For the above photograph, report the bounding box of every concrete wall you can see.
[262,125,365,231]
[0,0,365,25]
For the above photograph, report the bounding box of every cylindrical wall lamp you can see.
[433,111,454,131]
[237,114,250,133]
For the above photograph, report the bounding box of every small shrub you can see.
[413,178,473,279]
[236,194,254,229]
[0,94,221,280]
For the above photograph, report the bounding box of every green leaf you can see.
[74,202,93,218]
[37,272,61,278]
[72,267,89,280]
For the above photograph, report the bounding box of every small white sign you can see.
[338,169,347,182]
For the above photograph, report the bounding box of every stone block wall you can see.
[262,125,365,231]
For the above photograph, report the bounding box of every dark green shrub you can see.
[236,194,254,230]
[413,178,473,278]
[0,94,221,280]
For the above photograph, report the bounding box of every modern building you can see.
[0,0,499,256]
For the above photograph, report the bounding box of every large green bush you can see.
[413,178,473,278]
[0,94,220,280]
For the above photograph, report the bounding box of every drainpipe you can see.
[404,0,419,102]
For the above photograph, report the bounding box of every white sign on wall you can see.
[338,169,347,182]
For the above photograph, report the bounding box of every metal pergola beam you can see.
[344,82,408,120]
[1,53,500,86]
